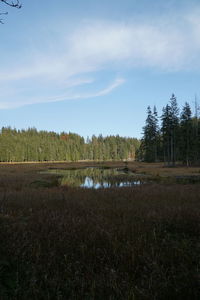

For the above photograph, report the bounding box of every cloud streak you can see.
[0,78,125,109]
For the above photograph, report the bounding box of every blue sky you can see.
[0,0,200,139]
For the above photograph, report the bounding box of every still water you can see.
[43,167,143,188]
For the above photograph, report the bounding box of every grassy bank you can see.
[0,162,200,299]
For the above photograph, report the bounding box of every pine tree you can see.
[169,94,179,166]
[180,102,192,166]
[161,104,171,166]
[193,97,200,163]
[152,106,159,161]
[140,106,159,162]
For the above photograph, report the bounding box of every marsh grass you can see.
[0,162,200,299]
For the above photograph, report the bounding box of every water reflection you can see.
[44,167,143,188]
[80,176,142,189]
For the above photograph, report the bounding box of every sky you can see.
[0,0,200,139]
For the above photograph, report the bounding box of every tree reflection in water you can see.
[45,167,143,188]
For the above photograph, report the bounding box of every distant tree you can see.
[0,0,21,24]
[0,127,139,162]
[179,102,193,166]
[161,94,179,166]
[152,105,159,161]
[169,93,179,166]
[140,106,159,162]
[161,104,172,166]
[193,97,200,163]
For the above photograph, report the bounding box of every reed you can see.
[0,163,199,299]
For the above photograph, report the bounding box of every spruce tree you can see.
[180,102,192,166]
[169,94,179,165]
[161,104,171,166]
[152,106,159,161]
[141,106,159,162]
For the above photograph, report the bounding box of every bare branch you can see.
[0,0,21,23]
[0,11,8,23]
[0,0,22,9]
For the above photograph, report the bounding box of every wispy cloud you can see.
[68,16,200,72]
[86,78,125,97]
[43,78,125,103]
[0,78,125,109]
[1,7,200,109]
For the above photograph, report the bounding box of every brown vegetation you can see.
[0,162,200,299]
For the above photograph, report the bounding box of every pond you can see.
[41,167,145,189]
[38,167,200,189]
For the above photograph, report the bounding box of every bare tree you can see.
[0,0,21,24]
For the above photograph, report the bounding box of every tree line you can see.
[0,127,140,162]
[137,94,200,166]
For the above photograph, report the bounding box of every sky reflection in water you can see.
[80,176,142,189]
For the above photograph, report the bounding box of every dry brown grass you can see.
[0,162,200,299]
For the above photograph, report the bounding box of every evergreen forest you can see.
[0,127,139,162]
[138,94,200,165]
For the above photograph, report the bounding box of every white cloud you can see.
[67,20,195,72]
[1,8,200,108]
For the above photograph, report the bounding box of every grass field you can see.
[0,162,200,299]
